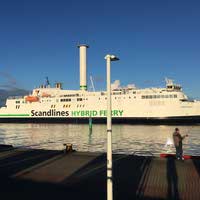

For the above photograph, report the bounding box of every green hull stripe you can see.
[0,114,30,117]
[80,85,87,90]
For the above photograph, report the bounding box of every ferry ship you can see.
[0,44,200,124]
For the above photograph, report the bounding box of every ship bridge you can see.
[165,78,182,91]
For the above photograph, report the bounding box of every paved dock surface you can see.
[0,144,199,200]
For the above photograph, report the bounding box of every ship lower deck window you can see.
[77,98,83,101]
[63,104,71,108]
[16,105,20,109]
[15,101,20,104]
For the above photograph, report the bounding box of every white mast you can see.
[78,44,89,91]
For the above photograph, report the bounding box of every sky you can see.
[0,0,200,97]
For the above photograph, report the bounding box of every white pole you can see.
[106,55,113,200]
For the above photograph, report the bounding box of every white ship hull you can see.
[0,86,200,124]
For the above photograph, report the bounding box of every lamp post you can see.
[105,54,119,200]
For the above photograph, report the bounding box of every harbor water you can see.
[0,123,199,156]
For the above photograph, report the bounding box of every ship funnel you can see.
[55,82,62,89]
[78,44,89,91]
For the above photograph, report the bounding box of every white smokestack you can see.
[78,44,89,91]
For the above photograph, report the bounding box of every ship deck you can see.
[0,144,200,200]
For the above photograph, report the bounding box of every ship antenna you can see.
[45,76,50,87]
[90,76,95,92]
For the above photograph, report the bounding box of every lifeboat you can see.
[25,96,39,102]
[41,92,51,97]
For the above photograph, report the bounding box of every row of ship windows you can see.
[60,98,87,102]
[112,91,136,95]
[99,96,136,100]
[15,104,84,109]
[141,94,178,99]
[61,91,137,97]
[60,96,137,102]
[52,104,85,108]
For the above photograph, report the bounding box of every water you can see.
[0,123,199,156]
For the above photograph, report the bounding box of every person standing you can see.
[173,128,188,160]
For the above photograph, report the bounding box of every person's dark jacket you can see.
[173,132,183,147]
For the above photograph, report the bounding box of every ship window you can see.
[113,92,122,95]
[161,95,165,98]
[129,96,131,99]
[170,95,173,98]
[165,95,169,98]
[174,94,177,98]
[77,98,82,101]
[157,95,160,98]
[133,91,136,94]
[61,98,71,102]
[15,101,20,104]
[141,96,145,99]
[153,95,156,98]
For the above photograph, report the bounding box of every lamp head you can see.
[105,54,119,61]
